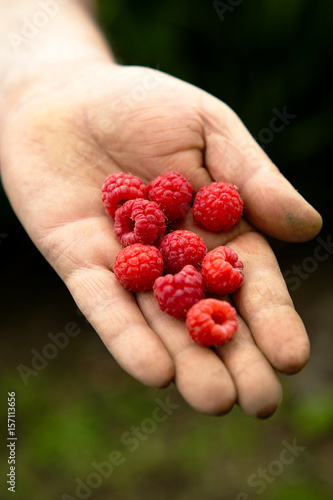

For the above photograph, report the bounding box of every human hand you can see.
[0,62,322,417]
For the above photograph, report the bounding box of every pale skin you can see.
[0,0,322,417]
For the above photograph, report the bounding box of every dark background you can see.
[1,1,332,499]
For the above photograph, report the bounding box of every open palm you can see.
[1,63,322,417]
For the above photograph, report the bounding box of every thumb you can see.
[199,94,322,241]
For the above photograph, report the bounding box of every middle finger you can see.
[137,290,237,415]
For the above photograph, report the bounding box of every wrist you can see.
[0,0,115,130]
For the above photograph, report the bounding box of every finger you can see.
[229,232,310,374]
[136,291,237,415]
[200,94,322,241]
[43,217,175,388]
[215,313,282,419]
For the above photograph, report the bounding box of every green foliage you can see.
[290,387,333,439]
[2,342,333,499]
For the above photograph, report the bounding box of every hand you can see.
[1,62,322,417]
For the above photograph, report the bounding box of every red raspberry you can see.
[114,199,166,247]
[153,265,205,319]
[186,298,238,346]
[147,171,193,221]
[201,246,244,294]
[102,172,147,219]
[158,230,207,274]
[114,243,163,292]
[192,181,243,231]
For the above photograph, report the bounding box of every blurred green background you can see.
[1,0,332,499]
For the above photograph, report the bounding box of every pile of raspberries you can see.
[101,171,244,347]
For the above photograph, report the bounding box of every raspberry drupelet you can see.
[103,171,246,347]
[186,298,238,346]
[153,265,205,319]
[158,230,207,274]
[114,243,163,292]
[192,181,243,231]
[102,172,148,219]
[201,246,244,294]
[147,171,193,221]
[114,198,166,246]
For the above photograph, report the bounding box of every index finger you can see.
[42,216,175,389]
